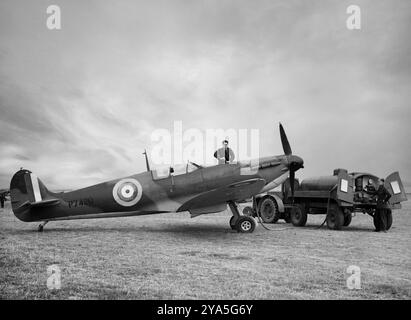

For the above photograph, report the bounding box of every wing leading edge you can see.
[177,178,266,216]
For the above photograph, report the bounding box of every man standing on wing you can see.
[214,139,235,164]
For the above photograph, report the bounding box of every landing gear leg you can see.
[228,201,256,233]
[228,201,240,230]
[38,221,48,232]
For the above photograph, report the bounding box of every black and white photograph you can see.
[0,0,410,306]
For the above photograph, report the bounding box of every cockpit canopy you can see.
[152,162,201,180]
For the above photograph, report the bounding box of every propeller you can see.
[279,123,292,156]
[279,123,303,203]
[289,167,295,202]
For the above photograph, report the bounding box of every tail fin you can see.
[10,169,59,221]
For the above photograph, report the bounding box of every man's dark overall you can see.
[374,185,391,231]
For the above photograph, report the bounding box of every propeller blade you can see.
[279,123,292,155]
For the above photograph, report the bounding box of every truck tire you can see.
[373,209,393,231]
[290,204,307,227]
[242,206,254,217]
[257,196,279,223]
[343,211,352,227]
[326,205,344,230]
[284,212,292,223]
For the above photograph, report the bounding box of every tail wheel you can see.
[326,205,344,230]
[343,211,352,227]
[257,197,279,223]
[290,204,307,227]
[236,216,256,233]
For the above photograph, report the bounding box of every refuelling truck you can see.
[245,169,407,230]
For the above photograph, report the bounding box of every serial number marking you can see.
[67,197,94,208]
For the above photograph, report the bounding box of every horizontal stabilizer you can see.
[15,198,60,212]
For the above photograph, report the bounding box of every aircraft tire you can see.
[229,216,237,230]
[38,224,44,232]
[257,196,279,223]
[326,205,344,230]
[236,216,256,233]
[290,204,307,227]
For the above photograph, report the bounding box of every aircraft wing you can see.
[177,178,266,213]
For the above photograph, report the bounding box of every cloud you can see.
[0,0,410,190]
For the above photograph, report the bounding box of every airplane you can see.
[9,123,304,233]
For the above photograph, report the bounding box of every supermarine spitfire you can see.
[10,124,303,233]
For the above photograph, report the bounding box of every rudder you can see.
[10,169,51,220]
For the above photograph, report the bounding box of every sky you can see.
[0,0,410,190]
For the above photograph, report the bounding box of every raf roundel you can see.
[112,178,143,207]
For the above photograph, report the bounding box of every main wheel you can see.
[257,197,279,223]
[236,216,256,233]
[373,212,380,231]
[290,204,307,227]
[343,211,352,227]
[229,216,237,230]
[38,224,44,232]
[326,205,344,230]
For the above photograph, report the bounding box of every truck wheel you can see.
[257,197,279,223]
[373,209,393,230]
[284,213,292,223]
[236,216,256,233]
[242,206,254,217]
[326,206,344,230]
[290,204,307,227]
[343,212,352,227]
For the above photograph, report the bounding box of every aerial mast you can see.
[143,149,150,172]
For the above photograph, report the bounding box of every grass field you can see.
[1,199,410,300]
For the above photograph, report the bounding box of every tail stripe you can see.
[30,173,42,202]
